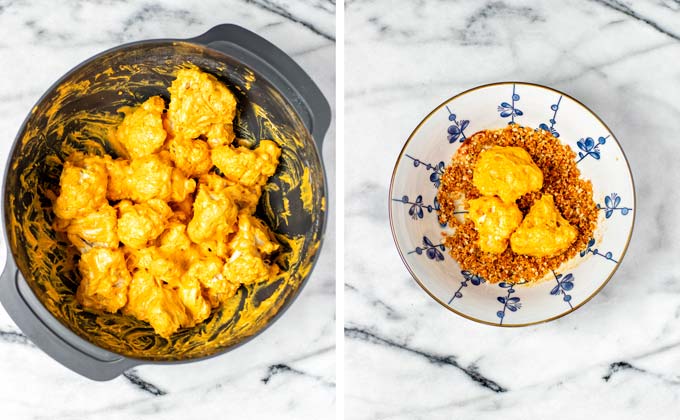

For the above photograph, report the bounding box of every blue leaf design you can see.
[497,296,506,304]
[613,194,621,207]
[585,137,594,149]
[426,247,437,260]
[500,110,512,118]
[605,195,612,208]
[423,236,433,247]
[460,120,470,131]
[500,102,511,108]
[497,311,505,319]
[448,125,461,135]
[621,208,629,215]
[605,209,613,218]
[550,285,560,295]
[591,151,601,160]
[514,108,523,116]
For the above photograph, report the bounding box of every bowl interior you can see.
[390,83,634,326]
[4,41,325,359]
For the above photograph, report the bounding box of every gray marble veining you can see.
[345,0,680,419]
[0,1,335,419]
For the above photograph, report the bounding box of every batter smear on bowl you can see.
[437,125,598,284]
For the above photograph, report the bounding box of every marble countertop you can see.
[0,1,335,419]
[345,0,680,419]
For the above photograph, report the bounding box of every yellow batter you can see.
[510,194,578,257]
[54,68,282,337]
[473,146,543,204]
[467,196,523,254]
[468,146,577,257]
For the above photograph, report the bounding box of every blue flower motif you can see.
[576,135,609,163]
[445,106,470,143]
[447,270,486,304]
[392,195,439,220]
[408,236,445,261]
[550,271,574,308]
[496,282,523,324]
[538,95,562,138]
[597,193,632,218]
[405,154,445,188]
[580,237,618,263]
[498,84,523,124]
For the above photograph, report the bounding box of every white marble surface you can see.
[0,1,335,419]
[345,0,680,419]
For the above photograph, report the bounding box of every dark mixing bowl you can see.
[0,24,330,380]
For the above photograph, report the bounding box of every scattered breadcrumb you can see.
[436,125,598,284]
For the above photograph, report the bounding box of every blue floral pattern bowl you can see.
[389,82,635,326]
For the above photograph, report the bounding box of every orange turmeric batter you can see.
[54,68,281,337]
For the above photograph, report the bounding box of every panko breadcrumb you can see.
[436,125,598,284]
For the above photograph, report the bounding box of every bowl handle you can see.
[0,257,137,381]
[186,24,331,153]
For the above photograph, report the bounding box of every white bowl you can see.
[389,82,635,326]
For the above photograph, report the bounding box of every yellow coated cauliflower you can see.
[54,67,281,338]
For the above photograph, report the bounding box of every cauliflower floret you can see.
[123,268,190,338]
[211,140,281,187]
[104,154,173,202]
[167,68,237,145]
[185,257,239,307]
[76,247,131,313]
[510,194,578,257]
[199,174,262,214]
[223,215,279,285]
[126,246,184,288]
[116,96,167,159]
[187,183,238,246]
[54,155,108,220]
[177,276,212,324]
[170,167,196,203]
[65,204,119,251]
[166,135,212,177]
[117,199,172,249]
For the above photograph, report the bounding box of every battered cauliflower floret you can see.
[116,96,167,159]
[54,155,108,220]
[127,246,183,288]
[76,247,131,313]
[199,174,262,213]
[170,167,196,203]
[177,276,211,325]
[166,135,212,177]
[467,196,523,254]
[167,68,237,145]
[187,183,238,245]
[211,140,280,187]
[65,204,119,251]
[185,257,239,307]
[473,146,543,204]
[223,215,279,285]
[123,268,190,338]
[117,199,172,249]
[104,154,173,202]
[510,194,578,257]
